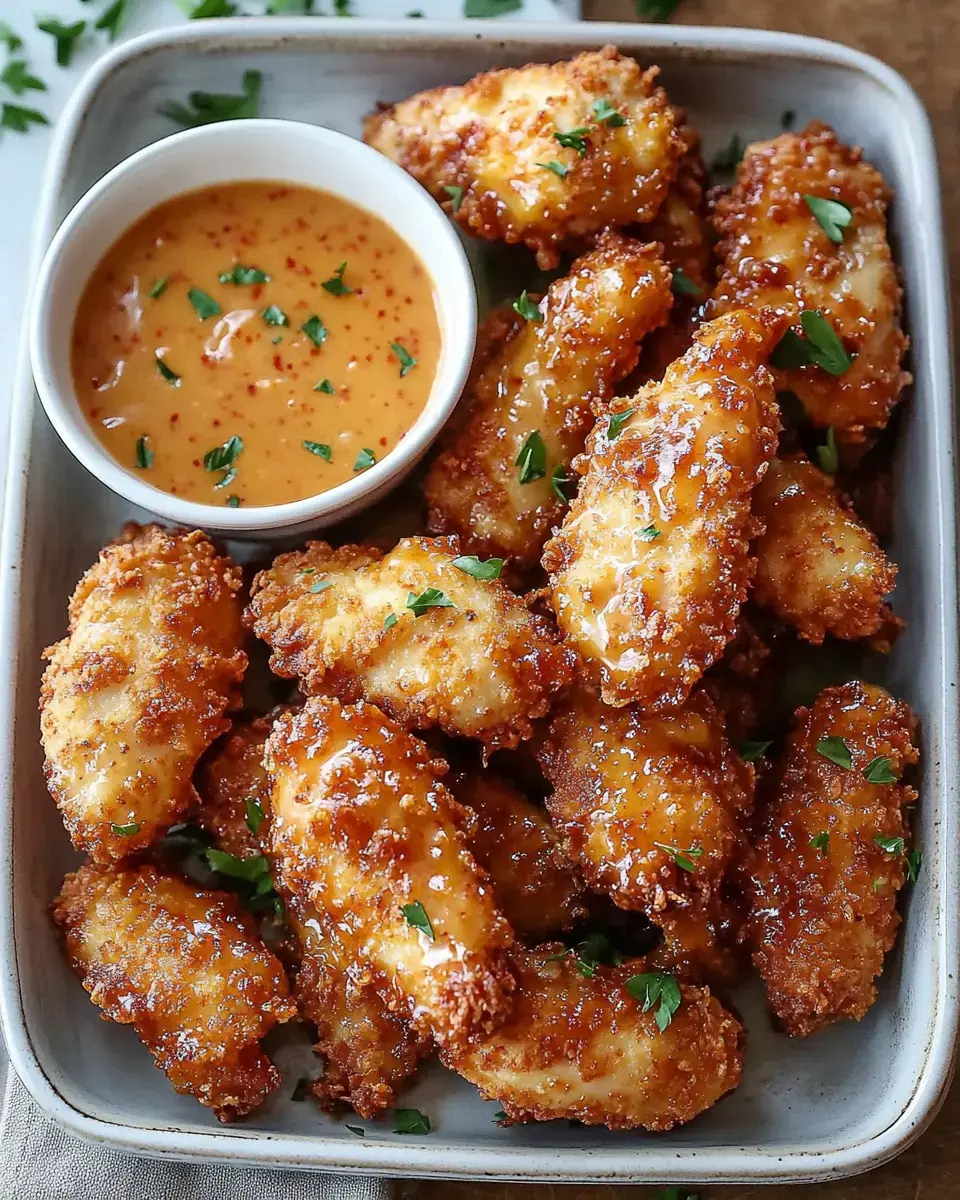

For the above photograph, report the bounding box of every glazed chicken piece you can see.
[539,685,754,913]
[364,46,686,268]
[41,525,246,863]
[246,535,574,752]
[744,681,919,1036]
[751,454,898,645]
[52,861,295,1120]
[701,610,775,744]
[265,697,515,1049]
[445,945,743,1129]
[542,308,782,711]
[424,233,673,575]
[453,768,588,940]
[710,122,909,443]
[644,899,746,991]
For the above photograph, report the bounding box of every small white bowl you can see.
[29,119,477,539]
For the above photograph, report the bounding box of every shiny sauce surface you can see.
[71,182,441,507]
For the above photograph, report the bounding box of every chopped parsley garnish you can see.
[226,494,240,508]
[1,61,46,96]
[817,736,852,769]
[149,277,169,300]
[653,841,703,872]
[553,126,591,156]
[390,341,417,377]
[353,448,376,471]
[1,103,49,133]
[36,18,86,67]
[309,579,333,594]
[383,612,398,631]
[874,834,905,855]
[443,185,464,212]
[406,588,454,618]
[204,848,282,917]
[262,304,288,326]
[219,264,270,286]
[809,831,830,856]
[803,194,853,244]
[160,70,262,127]
[711,132,744,175]
[188,287,221,321]
[864,756,898,784]
[740,739,772,763]
[464,0,522,16]
[816,427,839,474]
[322,261,353,296]
[772,310,853,376]
[134,436,154,469]
[314,379,336,394]
[512,290,542,322]
[400,900,435,940]
[515,430,547,485]
[626,971,682,1032]
[633,0,684,20]
[393,1108,431,1135]
[492,1109,508,1124]
[537,160,569,178]
[591,97,626,127]
[204,434,244,473]
[155,355,181,386]
[213,467,237,490]
[291,1077,311,1103]
[546,932,622,979]
[452,555,504,581]
[671,268,705,298]
[95,0,126,42]
[110,822,140,836]
[345,1125,365,1137]
[638,524,661,541]
[301,315,328,347]
[246,798,265,835]
[303,441,332,461]
[551,465,571,503]
[906,848,922,883]
[0,23,23,52]
[607,407,636,440]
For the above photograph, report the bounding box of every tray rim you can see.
[0,15,956,1184]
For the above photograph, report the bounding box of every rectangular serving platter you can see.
[0,16,956,1185]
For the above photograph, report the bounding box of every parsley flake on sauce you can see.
[537,160,569,178]
[160,70,262,127]
[390,341,417,377]
[155,355,181,386]
[149,277,169,300]
[772,311,853,376]
[303,441,332,461]
[512,290,542,322]
[301,315,328,347]
[804,194,853,244]
[322,261,353,296]
[452,555,504,581]
[864,756,898,784]
[809,831,830,856]
[383,612,398,631]
[515,430,546,485]
[592,97,626,126]
[353,448,376,472]
[607,407,636,440]
[551,465,571,503]
[638,524,660,541]
[546,932,622,979]
[553,126,591,156]
[245,799,265,835]
[203,434,244,473]
[817,736,852,769]
[219,264,270,286]
[188,287,222,321]
[653,841,703,872]
[314,379,336,394]
[262,304,289,326]
[874,834,905,855]
[443,185,464,212]
[626,971,682,1032]
[134,437,154,469]
[400,900,435,940]
[226,494,241,508]
[110,822,140,836]
[406,588,455,618]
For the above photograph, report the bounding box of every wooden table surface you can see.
[410,2,959,1197]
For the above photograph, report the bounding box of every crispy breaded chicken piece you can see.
[453,768,588,940]
[701,610,775,744]
[539,686,753,913]
[52,861,294,1120]
[265,697,515,1048]
[752,454,898,644]
[744,681,919,1037]
[246,536,573,752]
[542,309,782,710]
[444,945,743,1129]
[710,123,909,443]
[290,899,429,1119]
[645,899,745,991]
[424,233,673,574]
[41,525,246,863]
[364,47,686,268]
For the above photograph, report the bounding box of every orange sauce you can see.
[71,182,442,508]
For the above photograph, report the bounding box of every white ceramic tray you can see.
[0,16,956,1186]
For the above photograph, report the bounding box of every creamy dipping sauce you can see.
[71,182,442,508]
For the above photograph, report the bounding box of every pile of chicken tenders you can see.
[42,46,919,1132]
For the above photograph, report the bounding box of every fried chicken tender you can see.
[453,768,588,940]
[265,697,515,1048]
[246,536,573,752]
[752,454,898,644]
[645,900,745,991]
[52,861,295,1120]
[542,309,782,710]
[41,525,246,863]
[710,122,909,443]
[701,610,775,743]
[364,47,686,268]
[539,686,754,913]
[744,681,919,1037]
[444,946,743,1130]
[424,233,673,574]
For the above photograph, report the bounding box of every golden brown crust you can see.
[543,309,783,711]
[246,535,574,752]
[701,611,775,744]
[443,945,743,1130]
[424,233,673,575]
[751,454,898,644]
[539,686,754,912]
[743,681,919,1037]
[265,696,516,1049]
[709,122,910,442]
[41,524,246,862]
[51,861,294,1121]
[645,898,746,992]
[364,47,686,269]
[453,768,588,940]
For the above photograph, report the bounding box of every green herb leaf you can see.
[301,315,328,347]
[452,555,504,581]
[390,341,417,377]
[291,1077,311,1102]
[711,132,744,175]
[204,435,244,472]
[149,277,169,300]
[303,441,332,461]
[804,194,853,244]
[36,18,86,67]
[219,264,270,285]
[817,736,852,769]
[638,524,660,541]
[134,436,154,469]
[626,971,682,1032]
[160,70,261,127]
[354,448,376,471]
[671,268,705,298]
[400,900,435,940]
[591,97,626,127]
[95,0,125,41]
[874,834,905,855]
[548,932,623,979]
[0,23,23,52]
[1,61,47,96]
[383,612,398,631]
[653,841,703,872]
[226,494,240,507]
[314,379,335,394]
[809,831,830,856]
[322,261,353,296]
[864,756,898,784]
[464,0,522,15]
[551,464,571,503]
[393,1108,431,1135]
[816,427,839,474]
[512,290,542,322]
[406,588,455,618]
[443,184,464,213]
[537,160,569,178]
[634,0,683,20]
[155,355,181,386]
[0,103,49,132]
[607,407,636,440]
[345,1125,365,1137]
[262,304,288,326]
[740,739,772,763]
[188,0,239,17]
[801,310,854,374]
[246,798,265,835]
[515,430,547,484]
[188,287,221,321]
[553,126,591,157]
[771,328,810,370]
[205,848,272,887]
[492,1108,508,1123]
[110,822,140,836]
[213,467,236,491]
[309,579,333,594]
[906,848,922,883]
